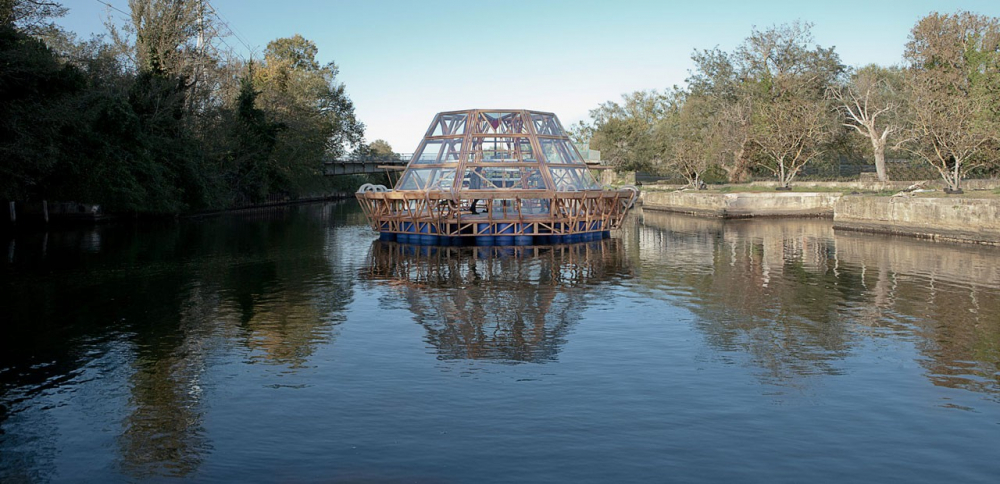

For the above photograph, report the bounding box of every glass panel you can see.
[530,113,564,136]
[549,168,601,191]
[428,169,456,190]
[539,139,584,165]
[397,169,423,190]
[398,168,456,190]
[472,136,534,162]
[430,113,468,137]
[461,167,544,190]
[519,139,537,162]
[562,140,586,163]
[413,139,464,164]
[515,167,545,190]
[477,111,528,135]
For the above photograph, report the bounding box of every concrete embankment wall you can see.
[641,191,842,218]
[641,190,1000,245]
[833,196,1000,246]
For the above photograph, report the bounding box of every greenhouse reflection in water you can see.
[362,239,633,362]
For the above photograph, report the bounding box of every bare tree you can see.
[752,89,837,188]
[1,0,66,35]
[831,65,903,182]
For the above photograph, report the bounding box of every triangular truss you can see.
[397,109,602,193]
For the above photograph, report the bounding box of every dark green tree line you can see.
[1,0,366,214]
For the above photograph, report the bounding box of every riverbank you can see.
[641,190,843,218]
[1,192,355,231]
[834,195,1000,246]
[640,188,1000,245]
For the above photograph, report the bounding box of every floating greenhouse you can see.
[356,109,638,245]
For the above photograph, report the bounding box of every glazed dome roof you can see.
[395,109,602,193]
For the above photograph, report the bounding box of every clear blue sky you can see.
[62,0,1000,152]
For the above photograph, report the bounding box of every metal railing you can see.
[638,160,998,185]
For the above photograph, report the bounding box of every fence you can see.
[638,159,999,185]
[768,159,998,183]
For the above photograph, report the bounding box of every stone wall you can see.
[834,196,1000,245]
[598,169,635,187]
[641,191,842,218]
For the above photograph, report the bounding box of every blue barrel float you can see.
[418,222,439,245]
[378,222,396,241]
[398,221,414,244]
[495,222,515,246]
[515,223,534,246]
[476,223,495,246]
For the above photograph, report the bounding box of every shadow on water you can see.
[0,202,357,480]
[632,209,1000,396]
[361,239,634,363]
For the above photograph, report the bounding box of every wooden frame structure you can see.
[356,109,637,245]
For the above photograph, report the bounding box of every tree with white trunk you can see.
[831,65,904,182]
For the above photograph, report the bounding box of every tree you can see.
[2,0,364,213]
[902,11,1000,192]
[367,139,397,160]
[687,47,753,182]
[111,0,203,76]
[831,65,904,182]
[263,34,319,71]
[732,21,844,188]
[650,91,720,187]
[0,20,84,201]
[566,120,593,145]
[254,34,364,195]
[224,66,284,203]
[588,90,668,172]
[1,0,66,36]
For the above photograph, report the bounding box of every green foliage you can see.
[0,24,84,200]
[902,11,1000,190]
[701,164,729,184]
[225,72,285,204]
[588,90,669,172]
[1,2,364,214]
[587,21,845,187]
[265,35,320,72]
[352,139,398,162]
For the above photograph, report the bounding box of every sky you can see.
[61,0,1000,152]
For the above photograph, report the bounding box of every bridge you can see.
[323,154,411,176]
[324,147,606,176]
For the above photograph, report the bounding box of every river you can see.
[2,202,999,482]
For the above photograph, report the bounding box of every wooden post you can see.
[8,201,15,223]
[42,199,49,223]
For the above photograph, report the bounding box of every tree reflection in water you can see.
[362,240,633,363]
[636,209,1000,397]
[1,203,355,480]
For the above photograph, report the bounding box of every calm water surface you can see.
[2,202,999,483]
